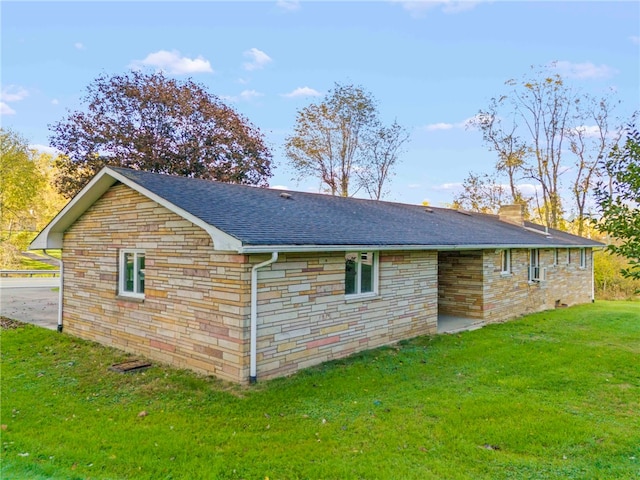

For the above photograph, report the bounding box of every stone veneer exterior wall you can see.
[483,247,593,323]
[60,183,593,384]
[437,248,593,324]
[62,184,251,383]
[62,185,439,383]
[437,251,484,319]
[253,251,439,380]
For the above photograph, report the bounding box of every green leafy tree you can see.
[594,122,640,280]
[0,129,66,267]
[0,129,43,241]
[50,71,273,198]
[285,82,407,198]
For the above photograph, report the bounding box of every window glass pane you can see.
[137,253,145,293]
[124,252,134,292]
[345,253,357,295]
[360,252,373,293]
[501,250,510,272]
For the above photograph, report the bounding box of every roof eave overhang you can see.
[237,243,604,254]
[29,167,242,252]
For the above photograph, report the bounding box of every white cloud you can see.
[276,0,300,12]
[51,98,60,105]
[0,85,29,115]
[131,50,213,75]
[30,144,62,155]
[1,85,29,102]
[551,61,616,80]
[571,125,604,138]
[423,116,479,132]
[240,89,264,101]
[271,185,291,190]
[433,182,463,191]
[408,184,422,189]
[516,183,543,196]
[630,35,640,45]
[392,0,480,17]
[0,102,16,115]
[424,122,454,131]
[281,86,322,98]
[221,89,265,103]
[243,48,272,71]
[74,42,85,50]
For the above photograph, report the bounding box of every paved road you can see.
[0,277,59,330]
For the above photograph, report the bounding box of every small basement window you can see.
[345,252,377,297]
[119,249,145,299]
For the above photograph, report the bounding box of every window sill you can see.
[345,292,380,303]
[500,272,512,277]
[116,294,145,303]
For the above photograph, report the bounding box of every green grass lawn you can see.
[1,302,639,479]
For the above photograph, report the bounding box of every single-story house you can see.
[31,167,603,384]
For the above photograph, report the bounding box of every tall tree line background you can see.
[1,66,637,297]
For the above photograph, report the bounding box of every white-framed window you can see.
[579,248,587,269]
[566,248,571,264]
[345,252,378,297]
[529,248,544,282]
[553,248,559,266]
[119,249,145,299]
[500,249,511,274]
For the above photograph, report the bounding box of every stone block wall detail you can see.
[483,248,593,323]
[253,251,438,380]
[437,248,593,324]
[437,251,484,319]
[62,185,250,383]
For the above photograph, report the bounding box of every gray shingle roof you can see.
[111,168,603,249]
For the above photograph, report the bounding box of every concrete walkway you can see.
[0,277,59,330]
[437,314,485,334]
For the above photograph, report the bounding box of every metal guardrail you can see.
[0,270,61,277]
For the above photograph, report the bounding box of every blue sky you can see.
[2,1,639,206]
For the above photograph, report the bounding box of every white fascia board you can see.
[238,243,602,254]
[30,167,242,252]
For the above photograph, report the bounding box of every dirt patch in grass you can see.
[0,316,25,330]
